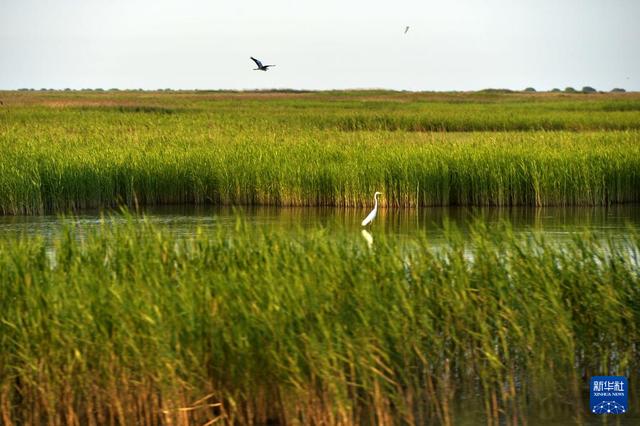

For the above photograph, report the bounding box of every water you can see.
[0,205,639,243]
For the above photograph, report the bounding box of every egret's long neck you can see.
[373,194,378,209]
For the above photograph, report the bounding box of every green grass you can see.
[1,90,639,424]
[1,91,640,214]
[0,217,638,425]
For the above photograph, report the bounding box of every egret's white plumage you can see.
[361,192,382,226]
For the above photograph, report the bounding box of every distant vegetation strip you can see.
[3,91,640,130]
[1,219,638,424]
[1,92,639,213]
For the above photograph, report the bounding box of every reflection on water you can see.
[360,229,374,248]
[0,205,639,242]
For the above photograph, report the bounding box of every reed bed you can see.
[1,91,640,213]
[0,218,638,425]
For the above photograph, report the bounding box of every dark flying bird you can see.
[404,26,410,34]
[250,57,276,71]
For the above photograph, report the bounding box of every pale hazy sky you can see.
[1,0,638,91]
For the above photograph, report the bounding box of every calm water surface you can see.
[0,205,639,243]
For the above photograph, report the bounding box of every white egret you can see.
[361,192,382,226]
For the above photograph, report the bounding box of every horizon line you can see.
[0,87,635,93]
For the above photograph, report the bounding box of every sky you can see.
[0,0,638,91]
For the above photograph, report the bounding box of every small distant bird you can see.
[0,100,3,105]
[361,192,382,226]
[250,57,276,71]
[404,26,410,34]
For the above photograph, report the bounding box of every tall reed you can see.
[1,217,638,425]
[0,122,639,213]
[1,91,640,214]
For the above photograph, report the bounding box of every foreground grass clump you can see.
[1,218,638,425]
[1,91,640,213]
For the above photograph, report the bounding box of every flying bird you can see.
[404,26,410,34]
[250,57,276,71]
[361,192,382,227]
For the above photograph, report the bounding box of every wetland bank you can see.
[0,90,639,425]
